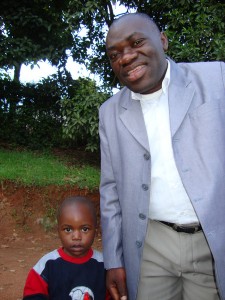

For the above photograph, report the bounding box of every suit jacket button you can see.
[139,213,146,220]
[136,241,142,248]
[144,152,150,160]
[142,184,149,191]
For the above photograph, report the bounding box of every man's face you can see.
[106,15,168,94]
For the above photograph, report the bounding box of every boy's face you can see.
[58,202,96,258]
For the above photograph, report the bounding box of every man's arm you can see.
[99,108,128,299]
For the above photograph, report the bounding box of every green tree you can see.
[63,0,118,86]
[61,77,112,152]
[0,0,74,82]
[0,75,64,149]
[138,0,225,62]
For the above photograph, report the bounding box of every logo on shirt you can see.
[69,286,94,300]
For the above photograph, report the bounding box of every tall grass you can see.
[0,149,100,189]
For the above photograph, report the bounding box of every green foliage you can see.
[0,74,112,151]
[61,0,118,86]
[0,76,63,149]
[61,78,112,152]
[142,0,225,62]
[0,149,100,189]
[0,0,73,75]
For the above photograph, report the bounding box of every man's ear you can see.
[161,32,168,52]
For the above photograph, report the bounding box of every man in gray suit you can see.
[99,12,225,300]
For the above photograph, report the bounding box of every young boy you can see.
[23,195,110,300]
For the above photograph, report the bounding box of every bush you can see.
[61,78,112,152]
[0,76,63,149]
[0,75,112,151]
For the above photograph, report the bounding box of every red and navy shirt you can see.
[23,247,109,300]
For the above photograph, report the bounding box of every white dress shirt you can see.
[132,61,199,225]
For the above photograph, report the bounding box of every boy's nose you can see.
[72,230,81,240]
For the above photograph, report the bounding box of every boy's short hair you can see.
[57,196,97,226]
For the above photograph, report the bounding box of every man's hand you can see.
[106,268,128,300]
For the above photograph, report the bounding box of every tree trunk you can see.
[13,62,22,82]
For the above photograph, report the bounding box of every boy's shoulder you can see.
[33,249,60,274]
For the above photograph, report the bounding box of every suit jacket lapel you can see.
[119,89,150,151]
[168,60,195,137]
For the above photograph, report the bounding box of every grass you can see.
[0,149,100,189]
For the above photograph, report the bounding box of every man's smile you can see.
[124,64,147,82]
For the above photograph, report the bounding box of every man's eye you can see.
[109,53,118,61]
[134,39,143,46]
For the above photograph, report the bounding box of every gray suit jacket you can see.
[99,59,225,300]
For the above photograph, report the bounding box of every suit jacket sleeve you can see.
[99,109,124,270]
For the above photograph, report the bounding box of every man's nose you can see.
[120,48,137,65]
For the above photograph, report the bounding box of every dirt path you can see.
[0,181,102,300]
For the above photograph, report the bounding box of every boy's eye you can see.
[82,227,89,233]
[64,227,72,233]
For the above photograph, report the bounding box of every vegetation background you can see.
[0,0,224,153]
[0,1,224,299]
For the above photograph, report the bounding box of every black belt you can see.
[159,221,202,234]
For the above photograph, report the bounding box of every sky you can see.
[19,58,96,83]
[15,4,129,84]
